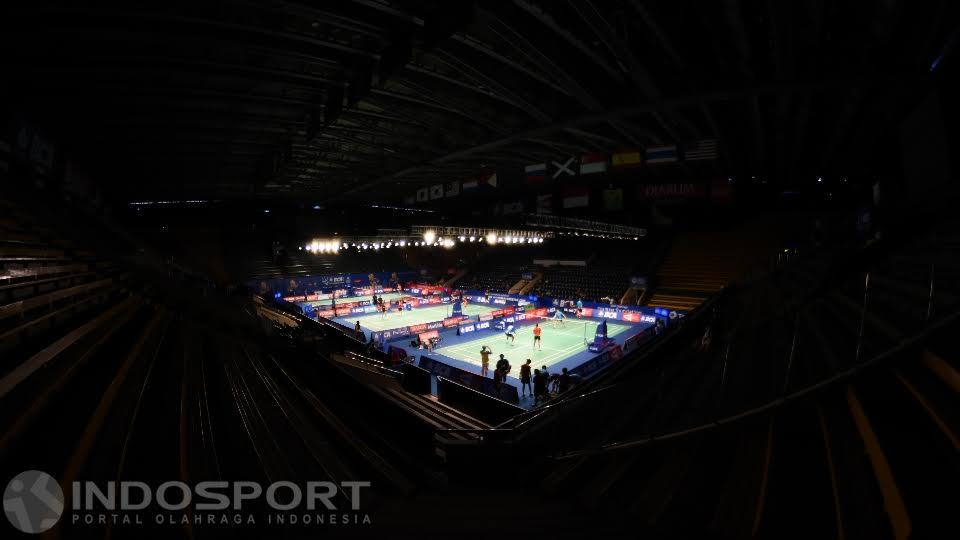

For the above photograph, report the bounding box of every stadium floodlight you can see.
[443,239,455,248]
[469,236,476,242]
[458,236,465,241]
[423,229,437,245]
[485,232,497,245]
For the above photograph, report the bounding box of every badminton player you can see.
[504,323,516,345]
[552,309,566,327]
[533,323,542,351]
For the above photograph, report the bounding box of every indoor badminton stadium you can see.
[1,2,958,539]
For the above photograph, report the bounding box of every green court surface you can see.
[304,291,403,308]
[340,303,499,332]
[435,319,633,370]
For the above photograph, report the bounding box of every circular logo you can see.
[4,471,64,534]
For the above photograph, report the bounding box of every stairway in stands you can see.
[648,220,780,311]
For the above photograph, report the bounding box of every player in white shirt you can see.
[504,323,516,345]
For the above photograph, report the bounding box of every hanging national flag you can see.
[611,149,643,168]
[602,188,623,211]
[646,145,678,164]
[683,139,719,161]
[445,181,460,197]
[502,200,524,215]
[429,184,444,199]
[416,187,429,202]
[562,188,590,208]
[551,156,577,179]
[524,163,547,182]
[480,172,498,188]
[580,153,608,175]
[536,193,553,214]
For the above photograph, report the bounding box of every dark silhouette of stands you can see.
[446,218,959,539]
[4,188,957,538]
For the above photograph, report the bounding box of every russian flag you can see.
[480,173,498,188]
[646,145,678,164]
[525,163,547,182]
[579,153,608,174]
[461,178,479,191]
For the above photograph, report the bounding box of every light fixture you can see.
[423,230,436,244]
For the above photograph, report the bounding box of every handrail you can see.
[495,383,618,429]
[549,305,960,460]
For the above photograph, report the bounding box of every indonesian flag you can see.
[562,188,590,208]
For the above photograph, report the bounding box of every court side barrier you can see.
[400,362,432,394]
[435,376,526,426]
[419,355,520,404]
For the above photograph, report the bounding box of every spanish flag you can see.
[611,149,643,168]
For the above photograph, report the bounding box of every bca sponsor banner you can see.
[595,308,622,319]
[457,320,491,334]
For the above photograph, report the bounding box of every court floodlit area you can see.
[434,318,634,372]
[335,302,498,333]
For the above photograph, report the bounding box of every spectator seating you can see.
[493,220,960,538]
[648,223,779,311]
[533,264,631,302]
